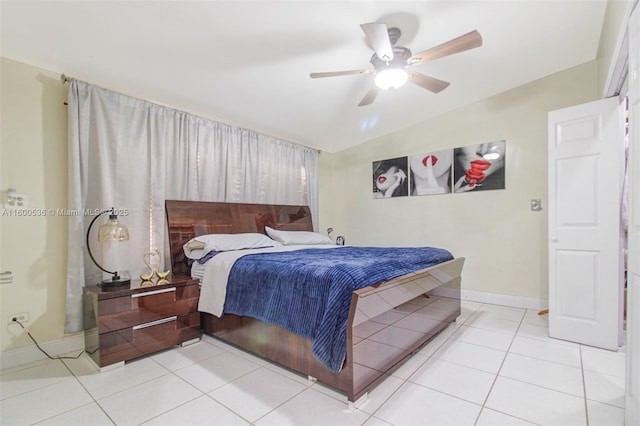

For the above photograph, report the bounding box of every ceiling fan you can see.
[310,23,483,106]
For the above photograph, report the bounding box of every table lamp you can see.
[86,208,130,289]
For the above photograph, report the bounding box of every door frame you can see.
[603,1,639,424]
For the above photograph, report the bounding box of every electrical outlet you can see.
[9,312,29,323]
[4,190,28,210]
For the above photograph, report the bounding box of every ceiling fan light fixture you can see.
[374,68,408,90]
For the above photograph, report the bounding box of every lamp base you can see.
[98,278,131,290]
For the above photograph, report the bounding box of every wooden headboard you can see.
[165,200,313,275]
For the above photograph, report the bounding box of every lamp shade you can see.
[98,214,130,242]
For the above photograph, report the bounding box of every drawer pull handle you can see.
[133,316,177,330]
[131,287,176,298]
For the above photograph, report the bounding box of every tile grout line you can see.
[472,306,531,426]
[360,300,475,425]
[154,343,311,426]
[370,301,491,424]
[0,359,77,425]
[7,304,594,426]
[136,367,211,425]
[61,354,117,425]
[579,345,590,426]
[0,358,76,402]
[249,377,318,426]
[0,358,114,425]
[473,310,599,425]
[158,345,261,426]
[63,354,193,425]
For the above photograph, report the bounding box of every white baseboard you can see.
[431,287,548,311]
[0,333,85,371]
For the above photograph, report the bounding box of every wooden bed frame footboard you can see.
[201,257,463,402]
[165,200,464,402]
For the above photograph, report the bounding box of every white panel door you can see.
[626,2,640,424]
[548,97,625,350]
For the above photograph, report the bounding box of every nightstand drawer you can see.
[98,312,201,366]
[98,284,199,332]
[84,276,202,368]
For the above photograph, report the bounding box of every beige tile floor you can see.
[0,300,626,425]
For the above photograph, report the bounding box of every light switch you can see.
[530,199,542,212]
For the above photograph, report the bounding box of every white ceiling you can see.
[1,1,607,153]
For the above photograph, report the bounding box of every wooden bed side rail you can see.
[349,257,465,327]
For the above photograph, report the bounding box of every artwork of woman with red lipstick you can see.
[409,149,453,195]
[372,157,409,198]
[453,140,506,193]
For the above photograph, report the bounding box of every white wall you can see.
[0,57,72,353]
[0,56,602,355]
[318,61,599,302]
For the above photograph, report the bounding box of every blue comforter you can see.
[223,246,454,373]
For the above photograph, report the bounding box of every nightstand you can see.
[83,275,201,369]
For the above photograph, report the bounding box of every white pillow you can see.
[265,226,333,246]
[183,233,280,259]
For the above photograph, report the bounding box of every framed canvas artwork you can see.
[453,140,506,192]
[372,156,409,198]
[408,149,453,196]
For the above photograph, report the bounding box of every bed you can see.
[165,200,464,404]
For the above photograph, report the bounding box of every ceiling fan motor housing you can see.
[387,27,402,46]
[370,46,412,70]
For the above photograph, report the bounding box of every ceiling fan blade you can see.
[361,23,394,62]
[358,84,380,106]
[409,71,450,94]
[309,69,371,78]
[408,30,482,66]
